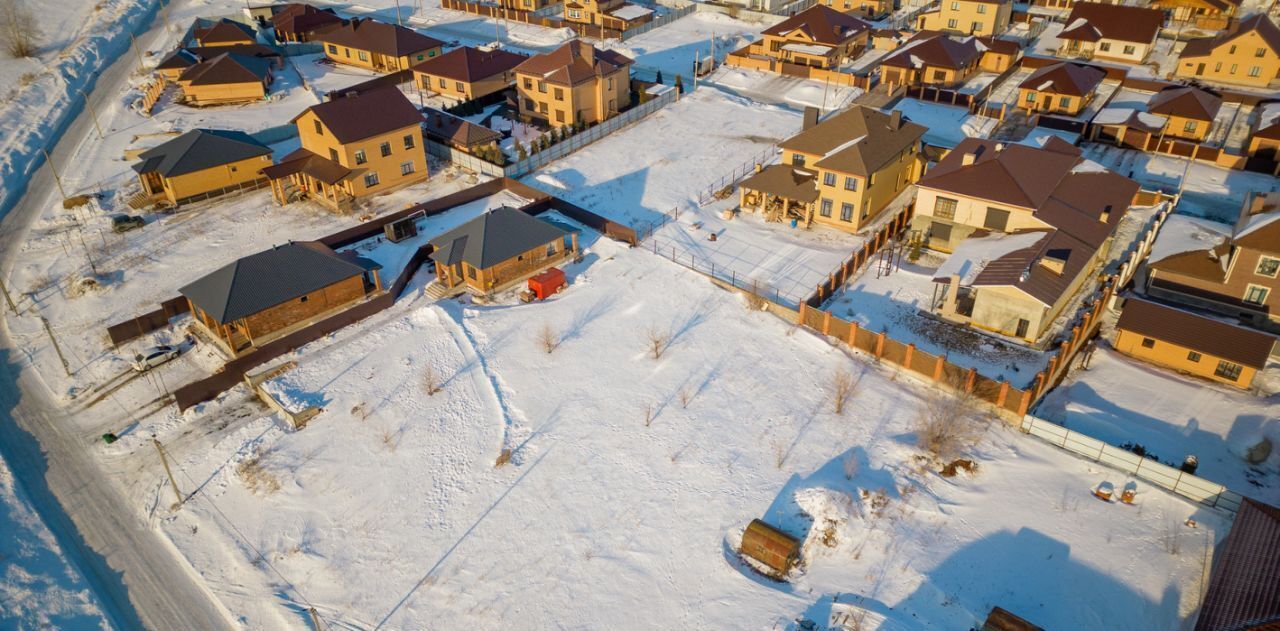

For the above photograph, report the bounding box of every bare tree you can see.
[423,365,441,396]
[831,369,856,415]
[645,324,671,359]
[350,402,369,422]
[744,280,770,311]
[842,451,859,480]
[537,322,558,354]
[494,448,513,467]
[914,383,988,462]
[678,387,692,409]
[0,0,40,58]
[643,402,653,427]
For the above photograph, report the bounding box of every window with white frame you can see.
[1256,256,1280,277]
[1244,284,1270,305]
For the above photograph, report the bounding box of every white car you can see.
[132,345,179,372]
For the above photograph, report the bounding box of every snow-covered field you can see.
[526,87,860,304]
[144,227,1228,630]
[892,98,998,148]
[1039,348,1280,499]
[1081,143,1280,222]
[602,12,764,83]
[0,453,109,630]
[707,67,863,112]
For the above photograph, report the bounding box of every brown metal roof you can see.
[261,147,352,184]
[192,18,257,45]
[1150,243,1232,282]
[185,43,282,62]
[761,5,870,46]
[1116,297,1277,367]
[1181,13,1280,59]
[1019,62,1107,97]
[1059,3,1164,45]
[297,86,424,144]
[738,164,820,203]
[423,108,502,148]
[796,106,926,176]
[512,40,632,87]
[272,4,343,38]
[178,52,271,86]
[880,31,983,71]
[919,139,1082,209]
[412,46,527,83]
[1149,85,1223,122]
[317,18,444,57]
[1195,499,1280,631]
[982,607,1044,631]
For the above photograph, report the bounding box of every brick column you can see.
[875,331,886,358]
[997,381,1010,407]
[934,355,944,381]
[822,310,831,336]
[904,343,914,370]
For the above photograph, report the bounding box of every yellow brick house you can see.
[916,0,1012,38]
[1017,61,1107,116]
[132,129,272,206]
[1175,14,1280,88]
[752,6,871,69]
[513,40,633,127]
[318,18,444,72]
[412,46,526,103]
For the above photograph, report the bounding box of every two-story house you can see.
[1149,0,1240,28]
[915,0,1012,38]
[738,106,926,233]
[412,46,526,103]
[262,87,428,211]
[915,138,1139,342]
[879,31,1018,88]
[752,6,871,70]
[820,0,894,20]
[1146,191,1280,332]
[317,18,444,72]
[1017,61,1108,117]
[1057,3,1165,65]
[1175,14,1280,88]
[513,40,633,127]
[563,0,653,30]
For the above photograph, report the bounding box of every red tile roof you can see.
[880,31,982,71]
[1148,85,1223,122]
[762,5,870,46]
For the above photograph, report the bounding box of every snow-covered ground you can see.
[601,12,764,83]
[824,251,1049,387]
[707,66,863,112]
[0,453,109,630]
[141,226,1229,630]
[892,98,998,147]
[525,87,863,304]
[1039,347,1280,499]
[1081,143,1280,222]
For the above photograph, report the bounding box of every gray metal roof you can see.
[429,207,568,270]
[180,241,376,324]
[131,129,270,178]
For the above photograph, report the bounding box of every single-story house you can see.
[182,241,382,357]
[132,129,272,206]
[1193,499,1280,630]
[191,18,258,48]
[175,52,274,105]
[412,46,527,103]
[1018,61,1107,116]
[423,108,503,155]
[271,3,343,43]
[318,18,445,72]
[429,207,579,296]
[1113,297,1276,389]
[1056,3,1164,64]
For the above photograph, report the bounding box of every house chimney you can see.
[803,106,819,130]
[995,142,1005,152]
[889,110,902,129]
[755,162,763,173]
[580,40,595,65]
[1099,204,1111,223]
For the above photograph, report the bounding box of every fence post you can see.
[904,343,914,369]
[822,310,831,336]
[997,380,1009,407]
[875,331,885,358]
[797,300,808,326]
[848,321,858,346]
[965,367,976,393]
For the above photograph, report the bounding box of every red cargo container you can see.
[528,267,566,300]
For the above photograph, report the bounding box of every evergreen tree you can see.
[655,69,664,84]
[516,140,527,161]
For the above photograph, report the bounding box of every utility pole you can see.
[39,316,71,376]
[41,149,68,200]
[395,0,403,25]
[128,32,146,72]
[76,229,98,276]
[0,276,16,314]
[82,90,104,139]
[153,437,184,508]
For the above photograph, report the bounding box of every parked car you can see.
[111,214,145,233]
[132,345,179,372]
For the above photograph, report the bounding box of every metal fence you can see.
[1019,416,1243,513]
[251,123,299,146]
[621,3,696,40]
[696,147,777,206]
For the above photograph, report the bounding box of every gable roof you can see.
[1181,13,1280,59]
[513,40,633,86]
[880,31,983,70]
[1059,3,1164,45]
[1148,85,1223,122]
[1195,499,1280,631]
[1117,297,1277,367]
[178,52,272,86]
[132,129,270,178]
[412,46,527,82]
[181,242,376,324]
[272,3,343,37]
[1019,62,1107,97]
[297,87,424,144]
[762,5,870,46]
[779,106,925,176]
[260,147,352,185]
[193,18,257,46]
[738,164,821,203]
[429,207,569,269]
[423,108,503,148]
[158,49,200,70]
[317,18,444,57]
[1235,193,1280,251]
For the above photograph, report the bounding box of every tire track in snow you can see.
[437,303,530,463]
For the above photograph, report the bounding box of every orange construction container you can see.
[528,267,566,300]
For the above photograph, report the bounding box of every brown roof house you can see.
[1057,3,1165,65]
[175,52,275,105]
[879,31,1018,88]
[429,207,579,297]
[513,40,633,127]
[819,0,894,20]
[563,0,654,31]
[1017,61,1108,117]
[412,46,526,103]
[271,3,343,43]
[916,138,1140,342]
[157,43,282,83]
[1175,14,1280,88]
[1146,191,1280,333]
[318,18,445,72]
[191,18,258,48]
[914,0,1014,38]
[1194,498,1280,630]
[747,6,871,70]
[1248,100,1280,162]
[1113,297,1276,389]
[263,87,428,212]
[132,129,272,206]
[1149,0,1241,28]
[738,106,925,234]
[422,108,503,156]
[1090,84,1223,146]
[182,241,383,357]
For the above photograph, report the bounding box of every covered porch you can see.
[262,148,357,213]
[737,164,820,227]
